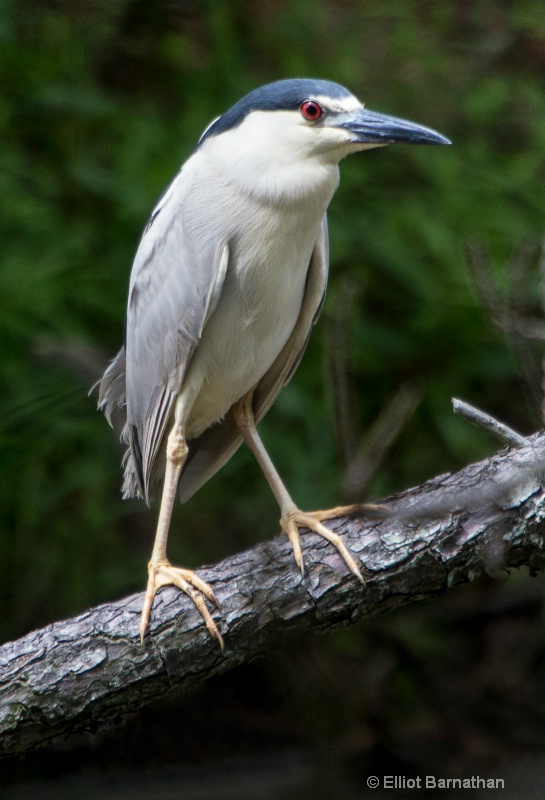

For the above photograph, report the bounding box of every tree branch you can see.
[2,432,545,757]
[452,397,527,447]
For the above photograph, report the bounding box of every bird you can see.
[97,78,450,647]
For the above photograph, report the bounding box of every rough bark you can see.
[2,432,545,757]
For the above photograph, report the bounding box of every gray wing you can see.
[98,164,229,503]
[178,215,330,504]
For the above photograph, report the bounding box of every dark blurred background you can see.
[2,1,545,797]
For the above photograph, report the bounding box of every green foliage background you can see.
[1,0,544,649]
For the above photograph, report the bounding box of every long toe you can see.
[310,502,389,522]
[140,561,223,648]
[280,508,365,584]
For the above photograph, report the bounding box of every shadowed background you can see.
[2,1,545,797]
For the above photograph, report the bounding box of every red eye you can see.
[300,100,323,121]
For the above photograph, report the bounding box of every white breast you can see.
[172,137,339,438]
[181,202,324,437]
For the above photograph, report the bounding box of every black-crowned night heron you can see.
[98,79,450,646]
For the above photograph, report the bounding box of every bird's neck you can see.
[201,136,340,210]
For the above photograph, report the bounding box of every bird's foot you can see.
[280,503,382,583]
[140,559,223,649]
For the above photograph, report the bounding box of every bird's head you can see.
[197,79,450,203]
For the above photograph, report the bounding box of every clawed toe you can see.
[140,561,224,649]
[280,508,365,584]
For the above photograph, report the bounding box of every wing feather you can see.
[97,347,126,427]
[97,159,229,503]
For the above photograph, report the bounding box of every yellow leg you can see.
[140,418,223,649]
[233,391,370,583]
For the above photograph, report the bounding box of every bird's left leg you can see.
[140,408,223,647]
[233,391,367,582]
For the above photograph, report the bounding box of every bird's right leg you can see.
[232,391,368,582]
[140,413,223,648]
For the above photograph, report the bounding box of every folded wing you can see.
[98,165,229,503]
